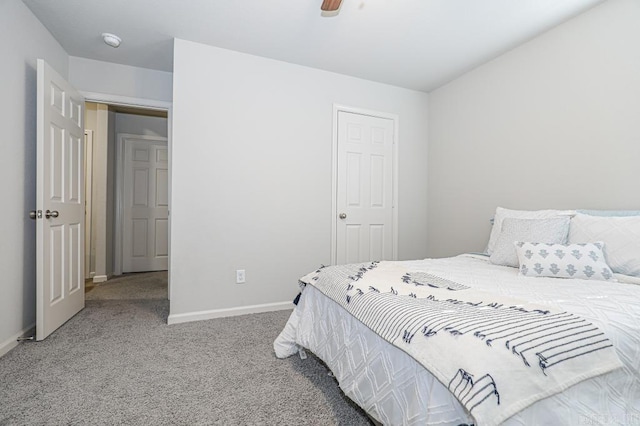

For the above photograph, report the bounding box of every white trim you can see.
[0,324,35,358]
[167,302,293,325]
[330,104,400,265]
[93,275,108,283]
[330,106,339,265]
[80,91,171,111]
[84,130,94,280]
[114,135,124,276]
[167,107,173,301]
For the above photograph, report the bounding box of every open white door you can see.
[35,59,85,341]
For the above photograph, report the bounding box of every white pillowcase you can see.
[569,213,640,277]
[490,217,570,267]
[486,207,575,255]
[515,241,616,281]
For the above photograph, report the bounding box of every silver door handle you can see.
[45,210,59,219]
[339,213,347,219]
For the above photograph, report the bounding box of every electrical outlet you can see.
[236,269,246,284]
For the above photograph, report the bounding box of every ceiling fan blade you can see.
[321,0,342,11]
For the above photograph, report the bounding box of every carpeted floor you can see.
[0,272,371,425]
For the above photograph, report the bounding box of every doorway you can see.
[84,102,170,283]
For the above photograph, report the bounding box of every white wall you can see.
[170,39,429,322]
[69,56,173,102]
[0,1,69,356]
[427,0,640,258]
[115,113,168,138]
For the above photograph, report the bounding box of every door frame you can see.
[114,133,169,276]
[80,91,172,299]
[330,104,399,265]
[84,129,94,279]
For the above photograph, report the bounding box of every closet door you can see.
[121,136,169,273]
[335,110,395,265]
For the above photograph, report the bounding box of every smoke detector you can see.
[102,33,121,48]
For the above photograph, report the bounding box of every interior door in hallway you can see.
[121,136,169,272]
[35,59,85,340]
[335,110,395,265]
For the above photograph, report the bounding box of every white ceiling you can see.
[23,0,603,92]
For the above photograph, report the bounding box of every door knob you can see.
[45,210,59,219]
[339,213,347,219]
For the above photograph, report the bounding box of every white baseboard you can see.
[93,275,108,283]
[0,324,35,359]
[167,301,293,325]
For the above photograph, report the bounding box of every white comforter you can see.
[275,255,640,425]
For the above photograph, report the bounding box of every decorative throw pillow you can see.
[569,213,640,277]
[490,217,570,267]
[486,207,575,255]
[515,241,616,281]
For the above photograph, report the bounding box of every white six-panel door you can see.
[336,110,395,265]
[121,136,169,273]
[36,59,85,341]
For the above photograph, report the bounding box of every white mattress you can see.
[275,255,640,425]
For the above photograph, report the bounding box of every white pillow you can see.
[490,217,570,267]
[569,213,640,277]
[486,207,575,254]
[515,241,616,281]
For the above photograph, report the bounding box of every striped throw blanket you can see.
[300,261,623,426]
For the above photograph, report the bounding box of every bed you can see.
[274,209,640,425]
